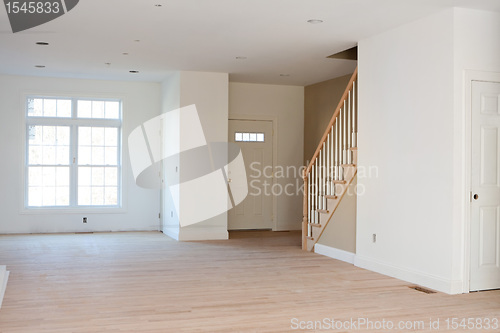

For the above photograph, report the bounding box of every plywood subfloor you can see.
[0,231,498,332]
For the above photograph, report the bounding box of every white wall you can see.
[160,72,181,231]
[229,82,304,230]
[179,71,229,240]
[357,9,456,293]
[358,7,500,294]
[0,75,161,233]
[161,71,229,241]
[451,8,500,290]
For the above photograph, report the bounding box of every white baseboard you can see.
[162,227,180,241]
[162,226,228,241]
[0,266,9,309]
[354,255,460,294]
[178,227,228,241]
[314,244,356,264]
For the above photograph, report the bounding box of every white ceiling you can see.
[0,0,499,86]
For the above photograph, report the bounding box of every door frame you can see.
[463,70,500,293]
[229,114,278,231]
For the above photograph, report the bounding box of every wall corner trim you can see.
[162,227,180,241]
[0,265,10,309]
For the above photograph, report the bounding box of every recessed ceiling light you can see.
[154,4,162,7]
[105,62,111,66]
[134,39,140,42]
[129,70,139,74]
[236,56,247,60]
[307,19,323,24]
[35,65,46,68]
[280,74,290,77]
[36,41,49,45]
[122,52,129,55]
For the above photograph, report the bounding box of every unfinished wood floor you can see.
[0,231,499,332]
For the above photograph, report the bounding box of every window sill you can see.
[20,207,127,215]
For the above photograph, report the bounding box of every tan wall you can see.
[229,82,304,231]
[317,176,357,253]
[305,73,356,253]
[304,74,352,164]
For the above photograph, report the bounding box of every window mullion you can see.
[25,123,30,208]
[117,125,122,206]
[70,100,78,207]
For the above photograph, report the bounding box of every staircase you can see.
[302,68,358,251]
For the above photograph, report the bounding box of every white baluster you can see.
[326,137,329,196]
[347,91,351,164]
[330,126,334,194]
[310,164,313,224]
[318,149,323,209]
[322,142,326,208]
[320,149,323,210]
[315,159,318,223]
[307,178,311,234]
[339,107,344,180]
[353,81,357,148]
[335,117,339,182]
[343,100,347,173]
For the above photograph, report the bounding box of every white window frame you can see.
[23,95,123,211]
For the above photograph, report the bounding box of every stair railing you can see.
[302,67,358,250]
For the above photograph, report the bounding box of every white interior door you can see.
[470,80,500,291]
[228,119,273,230]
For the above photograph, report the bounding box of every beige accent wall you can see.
[305,73,356,252]
[304,74,352,164]
[229,82,304,231]
[316,176,357,253]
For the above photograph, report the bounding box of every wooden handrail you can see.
[303,67,358,177]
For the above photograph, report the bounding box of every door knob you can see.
[473,193,479,200]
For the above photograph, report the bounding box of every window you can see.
[25,97,122,208]
[234,132,265,142]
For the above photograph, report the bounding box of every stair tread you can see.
[349,147,358,151]
[306,236,314,240]
[316,209,329,214]
[308,223,322,228]
[342,164,356,167]
[325,195,338,199]
[333,180,347,184]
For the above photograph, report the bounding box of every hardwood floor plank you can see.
[0,231,498,332]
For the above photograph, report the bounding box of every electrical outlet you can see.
[372,233,377,243]
[83,217,87,224]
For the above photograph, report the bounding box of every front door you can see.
[228,119,273,230]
